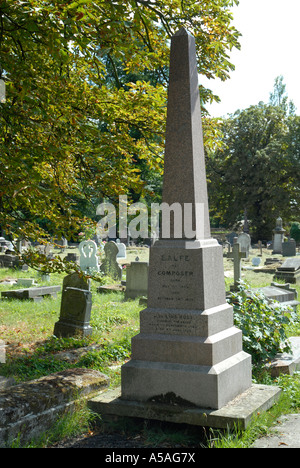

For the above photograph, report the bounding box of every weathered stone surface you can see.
[89,384,281,431]
[54,272,93,338]
[0,368,109,447]
[1,285,61,302]
[100,241,122,280]
[125,261,148,300]
[161,28,210,240]
[121,29,252,410]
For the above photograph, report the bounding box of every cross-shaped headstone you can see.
[226,241,247,289]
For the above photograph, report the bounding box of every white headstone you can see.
[252,257,261,267]
[237,232,251,258]
[116,239,127,259]
[79,240,99,274]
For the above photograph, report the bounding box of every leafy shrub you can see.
[228,283,297,365]
[290,222,300,243]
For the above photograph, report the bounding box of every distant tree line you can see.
[206,76,300,241]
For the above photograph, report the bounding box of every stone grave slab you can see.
[1,285,61,302]
[282,239,296,257]
[0,369,109,447]
[254,283,300,312]
[268,337,300,377]
[88,384,281,431]
[237,232,251,258]
[274,258,300,284]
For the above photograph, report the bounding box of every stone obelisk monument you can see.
[121,28,252,410]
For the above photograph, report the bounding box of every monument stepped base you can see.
[121,352,252,410]
[88,384,281,431]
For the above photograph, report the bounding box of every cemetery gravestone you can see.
[116,239,127,259]
[54,272,93,337]
[226,232,238,246]
[282,238,296,257]
[254,283,300,312]
[237,232,251,258]
[100,241,122,281]
[274,258,300,284]
[272,217,285,254]
[252,257,261,267]
[226,242,247,291]
[64,252,79,263]
[79,240,99,274]
[125,261,149,299]
[17,278,37,287]
[121,28,252,410]
[1,285,60,302]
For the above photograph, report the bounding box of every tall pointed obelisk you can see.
[162,28,210,240]
[121,29,252,409]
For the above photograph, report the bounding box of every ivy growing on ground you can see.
[228,282,298,365]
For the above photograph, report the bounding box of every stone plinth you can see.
[122,240,251,409]
[89,384,281,431]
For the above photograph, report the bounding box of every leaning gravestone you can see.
[79,240,99,274]
[100,241,122,281]
[54,272,93,337]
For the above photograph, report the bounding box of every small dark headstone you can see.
[282,239,296,257]
[54,272,93,337]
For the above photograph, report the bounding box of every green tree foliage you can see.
[207,77,300,240]
[290,222,300,243]
[0,0,241,245]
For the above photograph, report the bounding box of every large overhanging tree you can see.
[0,0,241,260]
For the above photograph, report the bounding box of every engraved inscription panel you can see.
[147,247,203,310]
[140,309,207,336]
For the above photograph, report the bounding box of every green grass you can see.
[0,266,140,384]
[1,250,300,448]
